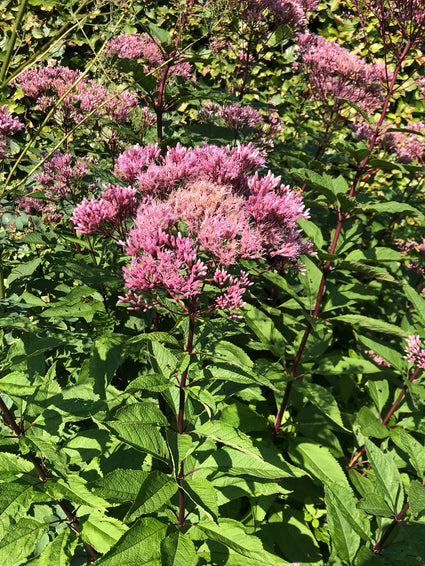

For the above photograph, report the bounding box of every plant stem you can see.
[273,40,413,437]
[372,501,410,553]
[176,309,196,530]
[0,396,96,561]
[0,0,29,86]
[347,366,421,470]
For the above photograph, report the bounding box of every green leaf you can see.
[409,480,425,517]
[115,402,168,426]
[364,439,403,513]
[345,247,403,263]
[0,371,37,396]
[182,477,218,522]
[295,381,348,430]
[81,512,128,554]
[192,445,302,480]
[0,483,34,535]
[242,304,286,357]
[329,314,408,337]
[325,486,360,563]
[356,334,403,371]
[96,517,167,565]
[325,484,371,541]
[404,285,425,326]
[125,472,177,522]
[362,200,423,220]
[297,217,324,250]
[338,260,399,283]
[90,469,150,503]
[0,518,46,566]
[125,374,172,393]
[24,529,77,566]
[106,421,169,462]
[0,452,34,479]
[357,493,394,517]
[192,519,265,557]
[160,533,197,566]
[288,439,350,488]
[354,407,389,439]
[88,336,127,398]
[45,476,110,511]
[7,258,42,285]
[316,353,380,375]
[394,429,425,479]
[366,380,390,413]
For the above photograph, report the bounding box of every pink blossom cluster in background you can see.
[105,33,193,80]
[17,152,95,224]
[396,238,425,279]
[199,101,284,148]
[295,33,389,116]
[13,65,139,128]
[72,142,312,315]
[364,349,391,367]
[350,121,425,164]
[0,105,23,159]
[404,335,425,369]
[229,0,318,32]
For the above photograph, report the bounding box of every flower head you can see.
[404,335,425,369]
[0,105,23,159]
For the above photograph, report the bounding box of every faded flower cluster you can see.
[295,33,389,118]
[18,152,95,224]
[72,142,311,316]
[199,102,284,148]
[0,105,23,159]
[106,33,193,80]
[13,65,138,129]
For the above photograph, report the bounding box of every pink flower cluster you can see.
[106,33,193,80]
[364,349,391,367]
[229,0,317,32]
[13,65,138,128]
[0,105,23,159]
[404,335,425,369]
[114,141,266,197]
[199,102,284,148]
[71,184,139,240]
[73,142,311,315]
[295,33,388,116]
[17,152,94,223]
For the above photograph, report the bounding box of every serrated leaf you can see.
[355,407,389,439]
[0,483,34,535]
[125,374,171,393]
[242,304,286,357]
[364,439,403,513]
[160,533,197,566]
[125,472,177,522]
[357,493,394,517]
[106,421,169,462]
[409,480,425,517]
[363,200,423,219]
[88,336,127,398]
[24,529,77,566]
[404,285,425,326]
[0,371,37,396]
[325,484,371,541]
[192,518,264,556]
[7,258,42,285]
[0,518,46,566]
[296,381,348,430]
[338,260,399,283]
[395,429,425,479]
[95,517,167,565]
[325,486,360,563]
[90,469,150,502]
[0,452,34,479]
[366,380,390,413]
[356,334,403,371]
[81,511,128,554]
[288,439,350,488]
[115,402,168,426]
[329,314,408,337]
[317,354,379,375]
[183,477,218,522]
[46,476,110,511]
